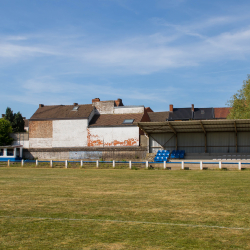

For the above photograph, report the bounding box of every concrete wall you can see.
[29,119,88,148]
[87,127,140,147]
[114,106,144,114]
[11,133,30,149]
[24,147,147,160]
[93,101,114,114]
[52,120,88,147]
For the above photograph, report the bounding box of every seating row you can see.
[154,150,185,162]
[170,150,185,159]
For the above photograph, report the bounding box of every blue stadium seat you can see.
[170,150,176,159]
[180,150,185,159]
[175,150,180,159]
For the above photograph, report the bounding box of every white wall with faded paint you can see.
[29,138,53,148]
[114,106,144,114]
[52,120,88,147]
[88,126,139,147]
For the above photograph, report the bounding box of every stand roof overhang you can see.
[135,119,250,135]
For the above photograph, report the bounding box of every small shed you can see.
[0,145,23,161]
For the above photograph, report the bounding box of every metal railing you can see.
[1,159,250,170]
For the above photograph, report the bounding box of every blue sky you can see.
[0,0,250,118]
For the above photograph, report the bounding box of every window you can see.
[123,119,134,124]
[72,106,79,111]
[7,149,13,156]
[0,149,3,156]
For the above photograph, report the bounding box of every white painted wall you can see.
[29,138,53,148]
[52,119,88,147]
[12,140,30,149]
[88,127,139,147]
[114,106,144,114]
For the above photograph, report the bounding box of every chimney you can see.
[73,103,78,106]
[115,98,123,107]
[2,114,5,118]
[169,104,173,112]
[23,117,26,119]
[39,104,44,108]
[92,98,100,103]
[191,104,194,112]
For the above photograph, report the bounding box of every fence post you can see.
[146,161,148,169]
[219,161,222,169]
[181,161,184,170]
[21,159,24,167]
[65,160,68,168]
[96,160,99,168]
[113,160,115,168]
[163,161,166,169]
[80,160,83,168]
[129,161,132,169]
[238,161,241,170]
[36,160,38,167]
[7,160,10,167]
[50,160,53,168]
[200,161,203,170]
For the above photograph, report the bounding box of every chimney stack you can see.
[169,104,173,112]
[39,104,44,108]
[191,104,194,112]
[92,98,100,103]
[73,103,78,106]
[115,98,123,106]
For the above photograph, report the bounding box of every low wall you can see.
[24,147,148,160]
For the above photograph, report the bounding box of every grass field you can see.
[0,167,250,249]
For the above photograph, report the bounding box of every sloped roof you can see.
[24,119,29,127]
[89,113,144,127]
[168,108,214,120]
[214,107,231,119]
[148,112,169,122]
[168,108,192,120]
[30,104,94,120]
[193,108,214,120]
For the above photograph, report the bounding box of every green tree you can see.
[0,118,13,146]
[227,75,250,119]
[4,107,25,132]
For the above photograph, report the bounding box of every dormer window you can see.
[123,119,134,124]
[72,106,79,111]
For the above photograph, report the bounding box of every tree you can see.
[227,75,250,119]
[4,107,25,132]
[0,118,13,146]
